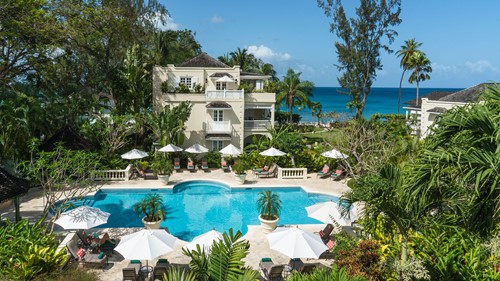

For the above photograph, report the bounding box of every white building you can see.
[152,53,276,151]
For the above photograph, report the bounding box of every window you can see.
[216,81,226,90]
[212,141,223,151]
[213,110,224,122]
[180,77,192,88]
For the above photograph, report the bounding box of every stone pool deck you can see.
[0,168,351,280]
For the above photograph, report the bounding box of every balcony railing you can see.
[206,90,244,99]
[206,120,231,134]
[244,120,271,130]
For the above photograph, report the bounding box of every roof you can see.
[404,92,453,107]
[240,72,267,77]
[39,125,95,152]
[178,53,230,68]
[209,73,234,78]
[404,83,495,108]
[0,168,30,203]
[206,101,232,109]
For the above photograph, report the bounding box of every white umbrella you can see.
[321,149,348,159]
[219,144,242,156]
[266,227,328,259]
[305,201,354,226]
[158,144,183,153]
[185,144,209,154]
[121,149,149,160]
[260,147,286,157]
[216,75,234,83]
[115,229,177,262]
[184,229,223,251]
[55,206,110,230]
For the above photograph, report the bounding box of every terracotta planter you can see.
[158,174,170,185]
[259,214,279,234]
[142,217,161,229]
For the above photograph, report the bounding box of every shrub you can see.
[335,240,382,280]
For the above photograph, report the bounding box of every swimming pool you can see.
[80,180,339,240]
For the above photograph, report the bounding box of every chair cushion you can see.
[261,257,272,262]
[77,248,85,258]
[327,239,335,249]
[98,252,105,259]
[158,258,168,263]
[322,167,329,173]
[131,260,141,264]
[319,230,325,237]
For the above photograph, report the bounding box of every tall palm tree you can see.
[229,47,261,72]
[396,39,422,114]
[276,68,314,122]
[259,63,278,81]
[408,52,432,106]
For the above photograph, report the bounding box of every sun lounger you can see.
[316,224,334,242]
[201,159,209,172]
[287,258,304,271]
[153,266,168,280]
[122,261,141,281]
[331,169,345,180]
[156,258,169,269]
[259,258,284,280]
[255,164,277,178]
[76,229,91,248]
[298,263,316,274]
[318,249,335,260]
[317,165,331,178]
[187,159,195,172]
[221,161,230,172]
[174,158,181,171]
[66,240,107,269]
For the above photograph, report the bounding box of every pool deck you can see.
[0,168,350,280]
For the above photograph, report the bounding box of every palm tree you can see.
[276,68,314,123]
[408,51,432,106]
[229,47,260,72]
[259,63,278,81]
[396,39,422,114]
[311,102,323,126]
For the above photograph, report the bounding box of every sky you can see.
[159,0,500,88]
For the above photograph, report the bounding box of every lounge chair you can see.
[201,159,209,172]
[298,263,316,274]
[252,164,270,174]
[66,240,107,269]
[187,159,195,172]
[317,165,331,178]
[122,266,139,281]
[221,161,230,172]
[287,258,304,271]
[318,249,335,260]
[331,169,345,180]
[317,224,334,242]
[153,266,168,280]
[255,164,277,178]
[76,229,91,248]
[259,258,284,281]
[174,158,181,172]
[156,258,169,269]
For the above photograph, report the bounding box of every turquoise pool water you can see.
[80,180,338,241]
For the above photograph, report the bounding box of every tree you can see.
[151,29,202,66]
[317,0,402,119]
[146,102,192,146]
[259,63,278,82]
[311,102,323,126]
[408,51,432,106]
[276,68,314,123]
[218,47,262,72]
[396,39,422,114]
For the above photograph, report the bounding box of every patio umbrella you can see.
[305,201,354,226]
[115,229,177,269]
[184,229,223,251]
[55,206,110,230]
[121,149,149,160]
[260,147,286,157]
[216,75,234,83]
[219,144,242,156]
[266,227,328,259]
[158,144,183,153]
[185,144,209,154]
[321,149,348,159]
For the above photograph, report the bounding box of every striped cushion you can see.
[327,240,335,249]
[77,248,85,258]
[319,230,325,237]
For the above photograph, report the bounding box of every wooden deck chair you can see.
[187,158,195,172]
[331,169,345,180]
[122,267,139,281]
[264,264,284,280]
[221,160,230,172]
[174,158,181,171]
[255,164,277,178]
[317,224,334,242]
[317,165,331,178]
[153,266,168,280]
[201,159,209,172]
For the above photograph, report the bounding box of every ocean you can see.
[289,87,463,123]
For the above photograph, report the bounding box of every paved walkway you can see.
[0,168,350,280]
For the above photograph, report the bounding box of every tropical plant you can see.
[256,190,282,220]
[231,161,249,175]
[335,240,382,281]
[408,51,432,106]
[311,101,323,125]
[146,101,192,146]
[396,38,423,113]
[287,265,365,281]
[317,0,402,119]
[276,68,314,122]
[150,153,173,175]
[182,229,259,281]
[132,193,167,222]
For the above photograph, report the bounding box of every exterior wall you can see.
[419,98,466,138]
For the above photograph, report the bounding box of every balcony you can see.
[206,120,232,134]
[244,120,271,130]
[206,90,244,100]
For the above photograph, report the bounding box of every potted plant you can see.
[151,154,173,184]
[133,193,167,229]
[256,190,282,233]
[232,161,249,184]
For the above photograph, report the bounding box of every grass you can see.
[302,129,343,144]
[39,267,100,281]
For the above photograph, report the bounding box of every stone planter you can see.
[259,215,279,234]
[235,173,247,184]
[158,174,170,185]
[142,217,161,229]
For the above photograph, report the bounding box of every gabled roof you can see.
[404,83,495,108]
[0,168,30,203]
[178,53,230,68]
[404,92,453,107]
[39,124,94,152]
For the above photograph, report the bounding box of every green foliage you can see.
[276,68,314,123]
[44,267,100,281]
[317,0,402,119]
[146,102,193,146]
[396,39,423,113]
[175,83,191,93]
[335,240,382,281]
[152,29,202,66]
[163,267,198,281]
[0,219,66,280]
[287,265,365,281]
[150,153,173,175]
[275,111,301,124]
[133,193,167,222]
[238,81,255,93]
[206,151,222,168]
[256,190,282,220]
[219,47,262,72]
[232,161,249,175]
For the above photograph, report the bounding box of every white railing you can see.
[277,167,308,179]
[90,164,133,181]
[244,120,271,129]
[206,90,244,99]
[206,120,231,134]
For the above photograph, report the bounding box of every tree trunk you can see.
[398,70,406,114]
[416,79,420,106]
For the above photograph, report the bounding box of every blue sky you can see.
[159,0,499,88]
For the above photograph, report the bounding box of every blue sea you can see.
[289,87,463,123]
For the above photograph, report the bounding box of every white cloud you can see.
[247,45,291,61]
[156,15,179,31]
[464,60,498,73]
[211,16,224,23]
[432,63,460,74]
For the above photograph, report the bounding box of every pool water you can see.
[83,180,339,241]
